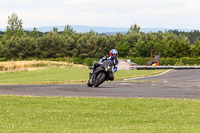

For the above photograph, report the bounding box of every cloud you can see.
[0,0,200,29]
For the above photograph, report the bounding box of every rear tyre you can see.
[94,72,106,87]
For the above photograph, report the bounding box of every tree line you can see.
[0,13,200,60]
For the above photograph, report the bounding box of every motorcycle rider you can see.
[90,49,119,82]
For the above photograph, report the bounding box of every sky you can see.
[0,0,200,29]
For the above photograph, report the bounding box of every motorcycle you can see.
[87,60,114,87]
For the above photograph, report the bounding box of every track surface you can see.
[0,70,200,99]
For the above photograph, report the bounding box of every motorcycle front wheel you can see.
[87,74,93,87]
[87,80,93,87]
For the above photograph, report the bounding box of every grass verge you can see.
[0,60,87,71]
[0,96,200,132]
[0,68,167,85]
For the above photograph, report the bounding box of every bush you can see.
[0,58,7,62]
[1,57,200,66]
[159,58,178,65]
[72,57,84,64]
[83,58,98,66]
[125,57,153,65]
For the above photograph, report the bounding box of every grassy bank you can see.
[0,60,87,71]
[0,67,166,85]
[0,96,200,132]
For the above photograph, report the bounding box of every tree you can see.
[37,31,63,58]
[28,27,39,38]
[126,32,142,57]
[130,39,149,57]
[60,25,77,57]
[164,37,191,58]
[96,36,108,58]
[0,37,21,59]
[61,33,77,57]
[127,24,140,34]
[191,40,200,57]
[116,42,130,57]
[62,25,75,36]
[5,13,25,39]
[75,31,98,58]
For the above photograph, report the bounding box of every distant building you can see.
[118,59,137,70]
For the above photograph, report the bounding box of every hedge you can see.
[127,57,200,66]
[1,57,200,66]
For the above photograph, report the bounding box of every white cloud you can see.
[0,0,200,29]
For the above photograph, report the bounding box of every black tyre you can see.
[87,75,93,87]
[94,72,106,87]
[87,80,93,87]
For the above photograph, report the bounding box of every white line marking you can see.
[124,69,173,80]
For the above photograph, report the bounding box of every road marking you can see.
[124,69,173,80]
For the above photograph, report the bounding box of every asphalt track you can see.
[0,70,200,99]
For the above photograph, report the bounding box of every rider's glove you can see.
[113,67,117,73]
[94,63,100,68]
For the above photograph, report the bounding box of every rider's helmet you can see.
[110,49,118,59]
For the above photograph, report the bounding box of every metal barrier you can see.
[130,66,200,70]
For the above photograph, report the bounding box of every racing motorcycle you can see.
[87,60,114,87]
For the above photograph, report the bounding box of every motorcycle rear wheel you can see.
[94,72,106,87]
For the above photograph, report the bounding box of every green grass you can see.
[0,96,200,132]
[0,68,90,85]
[0,68,167,85]
[115,69,166,80]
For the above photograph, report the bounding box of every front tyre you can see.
[87,80,93,87]
[87,74,93,87]
[94,72,106,87]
